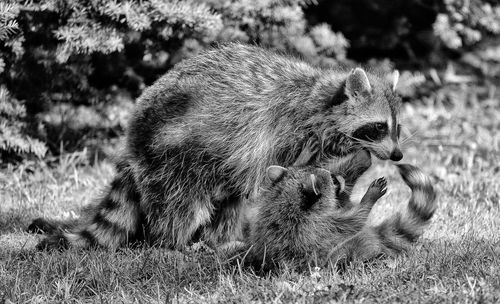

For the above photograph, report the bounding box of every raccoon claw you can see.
[360,177,387,206]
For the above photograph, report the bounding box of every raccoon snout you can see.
[390,148,403,161]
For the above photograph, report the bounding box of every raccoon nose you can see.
[390,148,403,161]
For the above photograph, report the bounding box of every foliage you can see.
[433,0,500,49]
[0,86,48,162]
[0,3,47,162]
[305,0,442,62]
[207,0,348,62]
[306,0,500,64]
[0,2,19,41]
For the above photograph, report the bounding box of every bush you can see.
[306,0,500,64]
[0,3,47,163]
[305,0,442,62]
[0,84,47,163]
[434,0,500,49]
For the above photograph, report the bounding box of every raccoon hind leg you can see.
[326,229,386,266]
[202,192,244,247]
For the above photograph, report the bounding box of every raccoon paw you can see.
[293,136,320,166]
[217,241,248,259]
[36,234,69,251]
[360,177,387,206]
[306,136,320,155]
[27,218,57,234]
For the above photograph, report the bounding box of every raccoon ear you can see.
[267,165,288,183]
[345,68,372,97]
[391,70,399,91]
[331,175,345,193]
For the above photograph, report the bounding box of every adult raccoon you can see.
[244,163,436,269]
[29,43,403,250]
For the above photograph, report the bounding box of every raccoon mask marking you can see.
[317,68,403,161]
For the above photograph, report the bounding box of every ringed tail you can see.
[374,164,437,253]
[37,164,144,250]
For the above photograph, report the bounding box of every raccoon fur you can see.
[29,43,403,250]
[244,163,436,269]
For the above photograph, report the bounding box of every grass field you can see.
[1,88,499,303]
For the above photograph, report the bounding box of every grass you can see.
[1,86,499,303]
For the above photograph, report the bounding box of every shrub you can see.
[433,0,500,49]
[0,3,47,163]
[305,0,442,62]
[305,0,500,64]
[0,85,48,163]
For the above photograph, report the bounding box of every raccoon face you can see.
[351,121,402,161]
[265,166,338,211]
[329,68,403,161]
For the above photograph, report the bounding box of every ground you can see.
[0,86,499,303]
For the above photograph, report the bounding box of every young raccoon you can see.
[29,43,403,250]
[245,163,436,269]
[287,136,373,210]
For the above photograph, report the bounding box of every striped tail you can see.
[327,164,437,263]
[373,164,437,253]
[32,162,145,250]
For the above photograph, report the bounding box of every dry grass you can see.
[1,87,499,303]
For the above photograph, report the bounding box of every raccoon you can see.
[29,43,403,250]
[244,163,436,269]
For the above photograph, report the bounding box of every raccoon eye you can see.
[375,123,387,133]
[353,122,388,141]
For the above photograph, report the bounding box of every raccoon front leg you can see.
[359,176,387,208]
[141,184,214,249]
[340,149,372,187]
[202,192,245,247]
[328,177,387,235]
[293,136,320,167]
[328,149,373,209]
[295,135,372,187]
